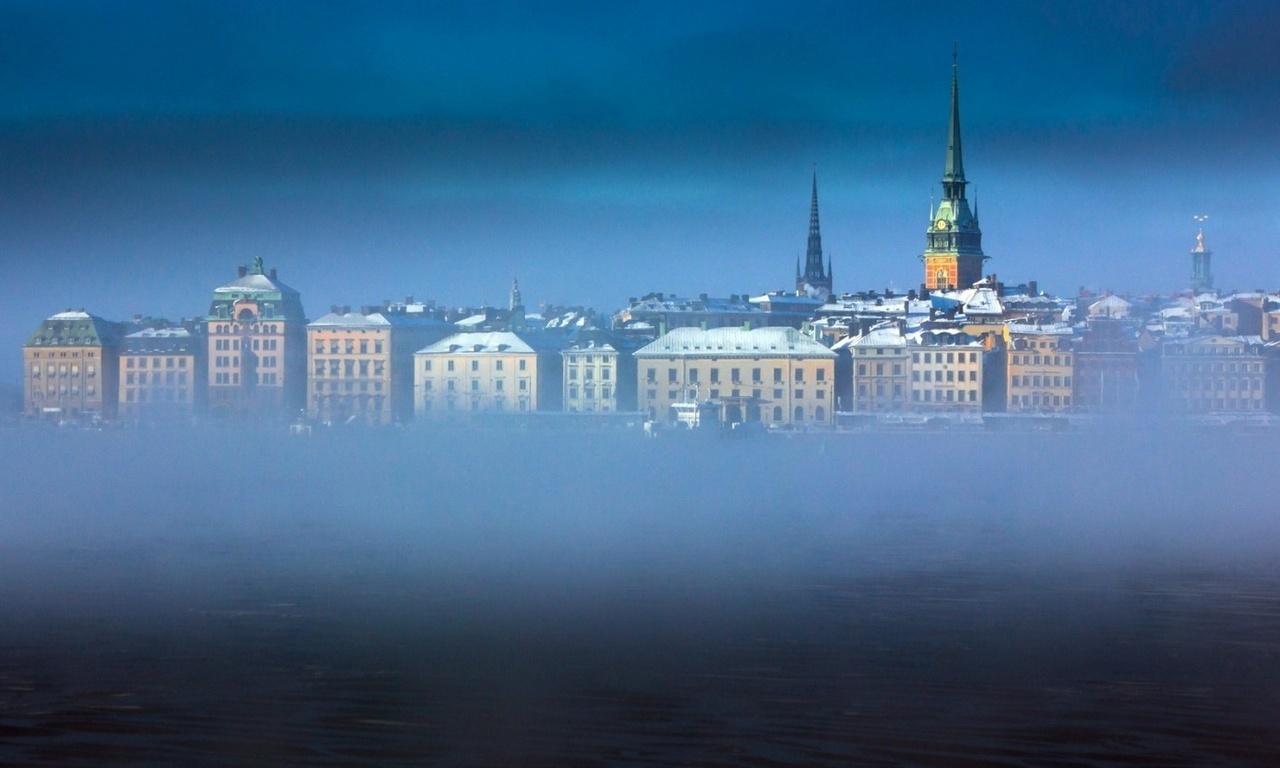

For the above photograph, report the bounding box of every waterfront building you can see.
[838,323,912,413]
[1072,317,1140,412]
[795,173,833,301]
[635,327,835,427]
[308,305,453,425]
[921,53,988,291]
[22,309,122,421]
[1005,324,1074,413]
[415,331,567,417]
[562,329,638,413]
[1162,334,1265,413]
[907,328,985,412]
[119,324,205,422]
[205,258,307,420]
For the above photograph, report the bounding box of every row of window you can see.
[211,323,282,333]
[315,381,384,393]
[567,385,613,400]
[214,372,277,385]
[314,339,384,355]
[1011,394,1072,408]
[424,359,528,372]
[1166,362,1262,373]
[645,367,825,384]
[29,351,95,358]
[643,388,818,402]
[29,387,97,399]
[124,388,189,403]
[215,355,278,368]
[214,338,278,351]
[1011,375,1073,388]
[126,372,188,385]
[1010,354,1072,367]
[314,360,386,377]
[913,389,978,402]
[425,397,530,412]
[126,357,188,368]
[567,367,611,380]
[31,365,97,377]
[1172,378,1262,391]
[913,369,977,383]
[912,351,979,364]
[424,378,531,393]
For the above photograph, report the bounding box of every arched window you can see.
[794,406,804,422]
[936,268,947,286]
[815,406,825,422]
[772,406,782,422]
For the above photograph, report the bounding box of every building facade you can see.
[562,330,638,413]
[22,310,122,421]
[1162,334,1265,413]
[635,327,836,427]
[839,323,911,413]
[1006,325,1075,413]
[205,258,307,421]
[921,55,987,291]
[415,331,566,417]
[908,333,984,412]
[119,325,205,422]
[308,306,452,425]
[1072,318,1139,412]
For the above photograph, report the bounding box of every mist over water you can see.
[2,425,1279,765]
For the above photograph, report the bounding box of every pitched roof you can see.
[635,326,834,358]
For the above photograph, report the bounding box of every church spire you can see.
[796,169,833,299]
[942,45,966,200]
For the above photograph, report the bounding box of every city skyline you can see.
[4,1,1279,387]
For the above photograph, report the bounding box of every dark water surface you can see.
[2,426,1279,766]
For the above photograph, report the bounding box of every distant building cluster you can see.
[20,59,1275,429]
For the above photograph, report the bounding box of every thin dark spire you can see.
[943,45,965,191]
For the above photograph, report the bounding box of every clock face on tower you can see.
[935,219,949,230]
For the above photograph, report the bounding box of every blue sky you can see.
[3,1,1279,384]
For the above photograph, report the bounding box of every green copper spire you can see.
[942,46,966,198]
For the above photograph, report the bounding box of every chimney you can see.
[331,305,342,315]
[405,296,414,304]
[269,268,277,280]
[361,305,375,315]
[238,265,247,278]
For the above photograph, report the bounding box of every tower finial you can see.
[943,46,965,189]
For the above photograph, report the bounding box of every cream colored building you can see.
[415,331,566,417]
[908,333,984,412]
[562,330,637,413]
[635,327,836,427]
[119,326,204,422]
[309,307,452,425]
[1006,324,1074,413]
[23,310,122,421]
[837,323,911,413]
[205,258,307,420]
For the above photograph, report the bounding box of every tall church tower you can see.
[1190,227,1213,293]
[921,52,987,291]
[795,172,833,300]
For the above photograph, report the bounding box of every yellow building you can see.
[837,323,911,413]
[205,257,307,421]
[562,330,638,413]
[119,326,204,422]
[908,334,984,412]
[635,327,836,427]
[1006,324,1074,413]
[415,331,566,417]
[23,310,122,422]
[1162,334,1265,413]
[308,306,452,425]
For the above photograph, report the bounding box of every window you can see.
[519,360,527,371]
[647,368,656,383]
[668,369,677,383]
[447,360,454,372]
[496,360,504,371]
[773,368,782,383]
[471,360,479,371]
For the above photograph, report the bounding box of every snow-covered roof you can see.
[213,272,298,295]
[1006,322,1074,336]
[635,326,834,358]
[416,331,565,356]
